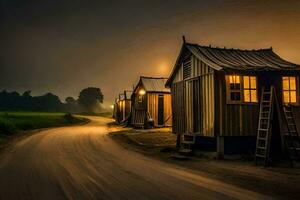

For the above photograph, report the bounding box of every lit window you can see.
[226,75,258,103]
[228,75,241,101]
[243,76,258,102]
[282,76,297,104]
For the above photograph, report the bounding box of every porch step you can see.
[178,148,193,156]
[181,140,195,145]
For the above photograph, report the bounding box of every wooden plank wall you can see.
[131,86,147,126]
[219,72,260,136]
[191,55,215,137]
[147,93,172,127]
[125,100,131,120]
[170,55,215,136]
[171,81,185,134]
[164,94,172,126]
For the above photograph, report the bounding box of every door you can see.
[158,94,164,126]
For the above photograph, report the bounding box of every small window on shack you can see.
[243,76,258,103]
[227,75,241,102]
[282,76,297,104]
[226,75,258,104]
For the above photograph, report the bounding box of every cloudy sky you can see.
[1,0,300,107]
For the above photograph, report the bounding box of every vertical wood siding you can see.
[173,63,183,83]
[147,93,172,127]
[171,55,215,137]
[171,81,185,134]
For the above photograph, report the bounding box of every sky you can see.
[1,0,300,108]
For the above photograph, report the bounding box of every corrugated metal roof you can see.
[119,90,132,100]
[124,91,132,99]
[139,76,170,92]
[166,42,300,86]
[186,43,300,71]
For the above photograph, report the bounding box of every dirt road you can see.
[0,117,272,200]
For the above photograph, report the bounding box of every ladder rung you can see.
[260,121,269,124]
[259,128,268,131]
[258,137,266,140]
[289,147,300,151]
[255,154,266,158]
[257,146,266,149]
[260,117,269,119]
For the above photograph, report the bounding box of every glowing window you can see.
[282,76,297,104]
[228,75,241,101]
[243,76,258,102]
[227,75,258,104]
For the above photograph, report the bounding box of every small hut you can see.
[131,76,172,128]
[113,90,132,123]
[166,37,300,164]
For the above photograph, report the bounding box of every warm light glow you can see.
[283,76,297,104]
[229,75,240,84]
[110,104,114,109]
[243,76,257,102]
[139,89,146,95]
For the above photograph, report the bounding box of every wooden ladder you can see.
[179,134,196,156]
[283,104,300,166]
[255,86,275,166]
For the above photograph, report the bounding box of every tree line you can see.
[0,87,104,113]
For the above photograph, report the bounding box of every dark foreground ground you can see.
[0,116,272,200]
[109,126,300,200]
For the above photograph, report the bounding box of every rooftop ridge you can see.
[186,42,272,52]
[140,76,168,79]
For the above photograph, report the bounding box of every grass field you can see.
[0,112,87,137]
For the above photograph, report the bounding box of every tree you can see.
[78,87,104,113]
[65,96,76,104]
[33,92,63,111]
[22,91,32,98]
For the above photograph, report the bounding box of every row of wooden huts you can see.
[114,37,300,165]
[113,77,172,128]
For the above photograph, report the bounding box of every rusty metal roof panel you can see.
[140,77,170,93]
[186,43,300,71]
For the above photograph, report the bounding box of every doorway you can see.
[158,94,164,126]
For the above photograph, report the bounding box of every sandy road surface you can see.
[0,117,272,200]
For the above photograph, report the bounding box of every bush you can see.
[0,118,17,135]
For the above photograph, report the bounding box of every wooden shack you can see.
[166,37,300,162]
[113,90,132,123]
[131,76,172,128]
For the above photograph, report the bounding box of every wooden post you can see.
[217,136,224,159]
[176,134,181,149]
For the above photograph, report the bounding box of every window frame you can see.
[282,76,298,105]
[226,75,258,105]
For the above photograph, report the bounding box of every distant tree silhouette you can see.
[65,96,78,112]
[22,91,31,98]
[65,97,76,104]
[78,87,104,113]
[32,93,62,111]
[0,87,105,113]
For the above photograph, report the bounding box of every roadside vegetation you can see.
[0,87,105,114]
[0,112,88,145]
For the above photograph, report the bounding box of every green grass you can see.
[0,112,87,135]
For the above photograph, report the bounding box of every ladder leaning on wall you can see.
[255,86,275,166]
[283,104,300,166]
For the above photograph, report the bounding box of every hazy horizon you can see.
[1,0,300,108]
